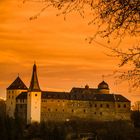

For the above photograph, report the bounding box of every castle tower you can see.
[98,81,110,94]
[6,76,28,118]
[27,64,41,124]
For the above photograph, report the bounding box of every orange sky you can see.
[0,0,140,104]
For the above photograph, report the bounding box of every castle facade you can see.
[6,64,131,124]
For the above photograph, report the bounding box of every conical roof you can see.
[29,64,41,92]
[7,76,28,90]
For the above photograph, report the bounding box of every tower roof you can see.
[98,81,109,89]
[29,64,41,92]
[7,76,28,90]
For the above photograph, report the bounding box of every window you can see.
[35,94,37,96]
[48,108,50,112]
[62,109,64,112]
[118,104,121,108]
[94,112,96,115]
[100,112,102,115]
[89,104,92,107]
[95,104,97,107]
[106,104,109,108]
[56,109,57,111]
[9,95,10,98]
[20,104,22,109]
[100,104,103,107]
[72,109,74,113]
[124,104,126,108]
[83,109,86,113]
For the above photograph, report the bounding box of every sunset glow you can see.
[0,0,140,103]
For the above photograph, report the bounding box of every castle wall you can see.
[41,99,131,122]
[27,91,41,124]
[6,89,27,118]
[114,102,131,120]
[15,98,130,123]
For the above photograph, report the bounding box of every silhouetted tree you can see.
[24,0,140,39]
[131,111,140,128]
[107,44,140,89]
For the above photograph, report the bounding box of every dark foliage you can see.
[107,44,140,89]
[131,111,140,128]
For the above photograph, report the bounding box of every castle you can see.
[6,64,131,124]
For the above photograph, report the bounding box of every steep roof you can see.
[114,94,130,102]
[42,91,69,99]
[16,90,130,102]
[16,92,27,100]
[41,91,130,102]
[7,76,28,90]
[70,87,100,94]
[29,64,41,92]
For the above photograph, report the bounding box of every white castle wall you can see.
[6,89,27,118]
[27,91,41,124]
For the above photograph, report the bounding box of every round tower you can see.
[98,81,109,94]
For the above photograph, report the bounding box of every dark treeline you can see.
[0,116,140,140]
[1,100,140,140]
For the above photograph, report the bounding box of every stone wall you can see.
[41,99,131,122]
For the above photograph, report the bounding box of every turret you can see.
[6,76,28,118]
[98,81,109,94]
[27,64,41,124]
